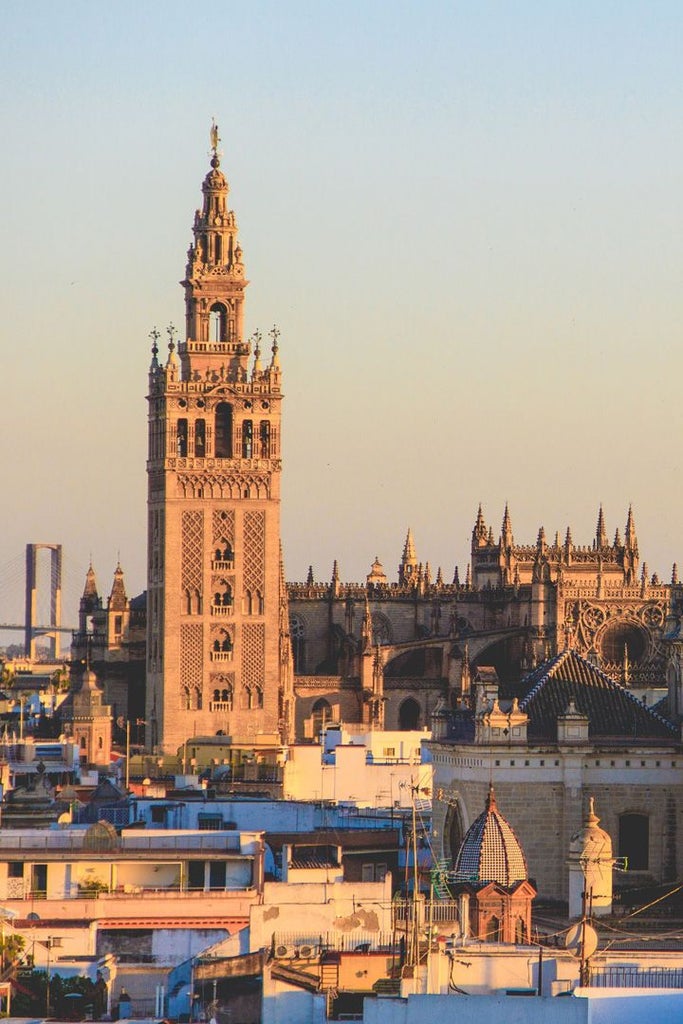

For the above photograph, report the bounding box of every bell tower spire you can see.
[146,126,286,755]
[180,121,250,381]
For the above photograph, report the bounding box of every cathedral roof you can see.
[519,649,677,741]
[108,563,128,611]
[454,786,528,887]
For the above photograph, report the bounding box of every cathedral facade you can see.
[288,505,683,740]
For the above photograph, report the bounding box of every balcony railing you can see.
[212,560,234,571]
[209,701,233,713]
[211,604,234,616]
[15,884,262,901]
[210,651,234,662]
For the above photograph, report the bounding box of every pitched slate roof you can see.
[519,649,677,742]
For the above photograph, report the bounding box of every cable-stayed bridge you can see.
[0,545,80,659]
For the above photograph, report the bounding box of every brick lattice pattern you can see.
[181,510,204,595]
[242,623,265,686]
[243,510,265,593]
[213,508,235,546]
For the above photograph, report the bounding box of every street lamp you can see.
[44,936,63,1018]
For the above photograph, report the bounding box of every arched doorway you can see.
[311,698,332,739]
[398,697,420,731]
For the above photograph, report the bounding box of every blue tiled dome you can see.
[454,786,528,886]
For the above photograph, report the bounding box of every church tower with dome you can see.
[450,785,536,943]
[145,124,292,755]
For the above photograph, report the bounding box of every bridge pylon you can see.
[24,543,62,660]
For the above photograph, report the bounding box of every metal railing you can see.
[0,832,244,852]
[273,931,398,954]
[592,966,683,988]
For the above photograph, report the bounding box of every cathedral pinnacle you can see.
[501,502,513,548]
[473,504,487,546]
[399,528,418,585]
[402,528,416,562]
[82,562,99,602]
[595,504,608,549]
[625,504,638,551]
[108,562,127,612]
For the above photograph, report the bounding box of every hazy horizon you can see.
[2,1,682,630]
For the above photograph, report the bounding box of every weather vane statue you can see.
[210,119,221,159]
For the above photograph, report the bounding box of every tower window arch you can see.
[242,420,253,459]
[212,686,233,709]
[214,538,233,564]
[177,419,188,457]
[260,420,271,458]
[195,419,206,457]
[209,303,227,342]
[215,403,233,458]
[213,581,233,607]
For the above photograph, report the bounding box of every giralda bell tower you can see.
[146,125,289,755]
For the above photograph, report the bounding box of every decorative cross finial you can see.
[253,329,262,357]
[269,324,280,352]
[149,327,160,358]
[167,323,177,352]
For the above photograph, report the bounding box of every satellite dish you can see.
[26,912,40,922]
[565,921,598,960]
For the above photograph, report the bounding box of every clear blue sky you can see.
[1,1,682,624]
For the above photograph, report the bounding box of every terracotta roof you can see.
[519,649,677,741]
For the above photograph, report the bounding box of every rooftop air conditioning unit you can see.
[298,943,317,959]
[274,944,297,959]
